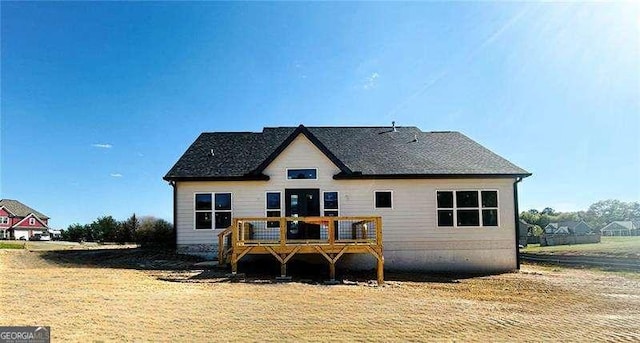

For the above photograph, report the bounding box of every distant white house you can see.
[601,221,636,236]
[48,229,62,240]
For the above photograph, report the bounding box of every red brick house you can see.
[0,199,50,240]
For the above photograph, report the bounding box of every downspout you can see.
[170,181,177,250]
[513,177,523,269]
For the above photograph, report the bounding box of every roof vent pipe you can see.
[392,121,397,132]
[210,149,215,157]
[413,134,418,142]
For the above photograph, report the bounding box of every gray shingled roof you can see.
[602,221,636,231]
[164,125,530,180]
[0,199,49,219]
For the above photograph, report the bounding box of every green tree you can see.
[587,199,640,229]
[90,216,120,242]
[61,223,89,242]
[541,207,556,216]
[115,214,138,243]
[531,225,543,237]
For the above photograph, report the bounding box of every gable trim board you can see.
[166,125,530,273]
[0,206,16,217]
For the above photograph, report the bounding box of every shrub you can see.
[135,216,174,248]
[61,214,174,248]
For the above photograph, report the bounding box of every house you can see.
[0,199,50,240]
[601,221,636,236]
[164,124,530,277]
[544,221,594,236]
[541,220,600,246]
[518,219,533,247]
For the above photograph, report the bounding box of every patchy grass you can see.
[523,236,640,258]
[0,241,25,249]
[1,247,639,342]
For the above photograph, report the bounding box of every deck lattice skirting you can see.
[218,216,384,284]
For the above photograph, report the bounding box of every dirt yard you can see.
[1,247,639,342]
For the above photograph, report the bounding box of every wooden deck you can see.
[218,216,384,284]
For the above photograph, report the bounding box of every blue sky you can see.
[1,2,638,229]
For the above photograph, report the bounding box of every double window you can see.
[29,218,36,225]
[266,192,282,228]
[0,216,8,225]
[437,190,498,227]
[194,193,232,229]
[323,191,339,216]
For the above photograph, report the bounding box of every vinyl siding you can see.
[175,134,518,272]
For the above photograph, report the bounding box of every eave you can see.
[333,172,532,180]
[163,174,270,182]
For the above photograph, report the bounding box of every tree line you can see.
[61,214,173,247]
[520,199,640,235]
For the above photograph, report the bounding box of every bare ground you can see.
[1,248,639,342]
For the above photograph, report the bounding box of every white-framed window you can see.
[323,191,339,216]
[0,216,8,225]
[194,192,232,229]
[286,168,318,180]
[265,191,282,228]
[436,190,499,227]
[29,217,36,225]
[374,190,393,209]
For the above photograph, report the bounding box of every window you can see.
[481,191,499,226]
[374,191,392,209]
[437,190,499,227]
[266,192,281,227]
[323,191,339,216]
[29,218,36,225]
[214,193,232,229]
[194,192,232,229]
[195,193,212,230]
[287,168,317,180]
[437,192,454,227]
[0,216,8,225]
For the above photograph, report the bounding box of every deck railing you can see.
[218,216,384,284]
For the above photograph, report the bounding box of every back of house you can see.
[164,124,530,273]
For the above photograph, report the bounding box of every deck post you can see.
[328,219,335,247]
[280,254,287,277]
[377,255,384,285]
[375,217,383,246]
[218,231,224,263]
[329,258,336,281]
[279,217,286,247]
[231,253,238,274]
[231,219,239,274]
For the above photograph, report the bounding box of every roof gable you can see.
[602,221,635,231]
[12,213,49,228]
[249,125,351,176]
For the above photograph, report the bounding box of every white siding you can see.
[175,134,518,272]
